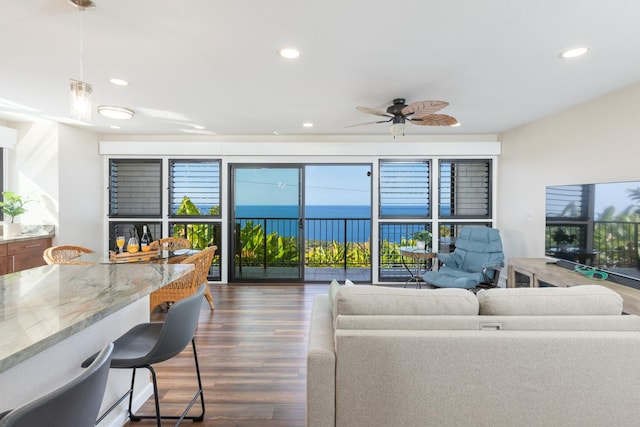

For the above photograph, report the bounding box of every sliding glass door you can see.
[230,165,303,281]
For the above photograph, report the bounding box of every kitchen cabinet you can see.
[0,236,52,274]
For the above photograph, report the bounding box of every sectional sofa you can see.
[307,284,640,427]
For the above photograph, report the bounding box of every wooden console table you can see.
[508,258,640,315]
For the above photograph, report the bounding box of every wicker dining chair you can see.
[149,237,191,251]
[149,245,217,312]
[43,245,95,265]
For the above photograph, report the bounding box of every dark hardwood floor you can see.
[125,283,327,426]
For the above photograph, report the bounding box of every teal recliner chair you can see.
[423,226,504,289]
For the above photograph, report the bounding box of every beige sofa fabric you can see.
[334,286,478,320]
[307,295,336,427]
[307,284,640,427]
[477,284,623,315]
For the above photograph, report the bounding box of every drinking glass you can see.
[127,237,139,253]
[116,236,125,253]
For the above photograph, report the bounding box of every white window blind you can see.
[109,159,162,217]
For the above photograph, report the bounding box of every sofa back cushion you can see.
[334,286,478,323]
[477,285,623,315]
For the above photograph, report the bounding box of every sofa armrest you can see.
[307,295,336,427]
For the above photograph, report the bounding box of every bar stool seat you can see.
[82,285,206,426]
[0,343,113,427]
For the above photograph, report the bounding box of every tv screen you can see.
[545,181,640,288]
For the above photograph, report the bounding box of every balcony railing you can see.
[235,217,371,269]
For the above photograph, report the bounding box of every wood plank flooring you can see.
[125,283,327,426]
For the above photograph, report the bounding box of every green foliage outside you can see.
[173,197,220,263]
[548,190,640,268]
[175,196,374,268]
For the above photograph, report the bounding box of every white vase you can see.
[4,222,21,237]
[416,241,426,250]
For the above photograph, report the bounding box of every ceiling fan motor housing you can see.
[386,98,407,116]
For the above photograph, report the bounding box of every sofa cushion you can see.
[329,279,355,316]
[328,279,340,314]
[477,285,623,315]
[334,286,479,320]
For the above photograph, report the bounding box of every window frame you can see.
[108,158,163,218]
[378,159,432,219]
[438,158,492,220]
[168,159,222,219]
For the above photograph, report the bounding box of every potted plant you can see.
[552,227,576,250]
[411,229,432,250]
[0,191,31,237]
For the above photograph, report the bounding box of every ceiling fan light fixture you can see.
[98,105,134,120]
[389,117,405,138]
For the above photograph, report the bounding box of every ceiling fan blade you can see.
[410,114,458,126]
[402,100,449,118]
[356,106,394,117]
[345,119,391,128]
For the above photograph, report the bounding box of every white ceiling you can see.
[1,0,640,137]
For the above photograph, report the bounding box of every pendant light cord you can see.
[79,7,84,81]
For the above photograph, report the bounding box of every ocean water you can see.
[234,205,432,243]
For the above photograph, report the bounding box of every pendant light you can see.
[69,0,95,121]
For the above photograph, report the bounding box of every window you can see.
[379,160,430,218]
[109,159,162,217]
[169,160,221,217]
[170,221,222,281]
[379,222,431,280]
[108,157,223,281]
[439,159,491,218]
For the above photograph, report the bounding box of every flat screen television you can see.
[545,180,640,289]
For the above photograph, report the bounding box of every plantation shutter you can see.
[169,159,221,217]
[109,159,162,217]
[439,160,491,218]
[379,160,431,217]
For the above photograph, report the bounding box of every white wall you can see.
[6,121,102,249]
[498,81,640,261]
[9,121,59,226]
[57,124,102,249]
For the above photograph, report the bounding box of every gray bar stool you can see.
[0,343,113,427]
[83,284,206,426]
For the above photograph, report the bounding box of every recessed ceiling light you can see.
[109,125,121,129]
[97,105,134,120]
[109,78,129,86]
[560,47,589,59]
[279,48,300,59]
[303,122,313,128]
[193,125,205,130]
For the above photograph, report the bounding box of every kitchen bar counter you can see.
[0,262,193,423]
[0,262,193,372]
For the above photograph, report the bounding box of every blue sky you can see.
[235,165,371,206]
[594,181,640,216]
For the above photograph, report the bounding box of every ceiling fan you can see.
[347,98,458,136]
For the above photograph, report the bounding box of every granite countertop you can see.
[0,225,55,243]
[0,262,193,372]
